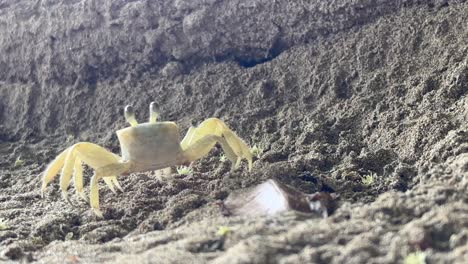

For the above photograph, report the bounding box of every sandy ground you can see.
[0,0,467,263]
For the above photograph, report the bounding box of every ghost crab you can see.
[41,102,253,217]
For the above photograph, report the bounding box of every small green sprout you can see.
[250,144,264,158]
[14,156,25,167]
[217,226,231,236]
[31,236,44,245]
[176,166,193,175]
[0,218,8,230]
[65,232,74,240]
[362,172,376,186]
[66,134,75,143]
[404,251,426,264]
[219,154,227,163]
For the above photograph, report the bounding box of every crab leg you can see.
[90,163,131,217]
[42,142,130,216]
[64,143,131,217]
[41,148,70,197]
[183,134,237,167]
[73,157,86,201]
[224,129,253,169]
[60,145,79,202]
[102,176,123,194]
[43,144,117,197]
[73,156,123,199]
[181,118,253,171]
[72,157,123,200]
[112,177,124,192]
[180,126,197,149]
[105,152,126,193]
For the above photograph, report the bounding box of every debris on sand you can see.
[219,179,338,218]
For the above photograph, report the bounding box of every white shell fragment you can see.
[222,179,336,217]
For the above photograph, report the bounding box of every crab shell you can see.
[116,122,187,172]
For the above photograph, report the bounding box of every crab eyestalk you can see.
[149,102,159,123]
[124,105,139,127]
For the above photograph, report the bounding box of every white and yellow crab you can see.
[41,102,252,217]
